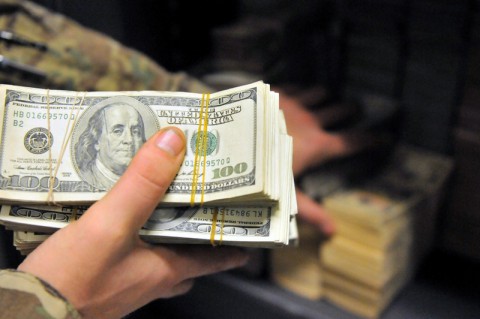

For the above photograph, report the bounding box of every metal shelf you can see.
[129,251,480,319]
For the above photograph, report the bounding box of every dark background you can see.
[36,0,479,264]
[19,1,480,318]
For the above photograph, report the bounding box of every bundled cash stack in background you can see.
[269,144,452,317]
[269,143,375,301]
[320,145,453,318]
[0,81,298,250]
[270,220,325,300]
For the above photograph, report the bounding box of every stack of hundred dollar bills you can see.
[0,81,298,253]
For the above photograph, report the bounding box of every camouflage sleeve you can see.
[0,269,82,319]
[0,0,212,93]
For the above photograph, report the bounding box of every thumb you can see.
[90,127,186,231]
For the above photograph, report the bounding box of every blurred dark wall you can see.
[35,0,480,262]
[35,0,240,71]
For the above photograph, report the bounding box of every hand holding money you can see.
[0,82,297,248]
[17,127,249,319]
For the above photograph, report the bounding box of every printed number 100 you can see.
[212,162,248,179]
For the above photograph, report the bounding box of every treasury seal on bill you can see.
[24,127,53,154]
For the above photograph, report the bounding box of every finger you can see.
[155,245,249,280]
[90,127,186,231]
[295,188,335,236]
[316,103,359,129]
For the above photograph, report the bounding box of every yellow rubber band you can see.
[219,207,225,245]
[190,94,205,206]
[190,93,210,206]
[210,207,219,246]
[200,93,210,204]
[71,207,78,222]
[46,89,53,204]
[46,91,85,205]
[209,207,226,246]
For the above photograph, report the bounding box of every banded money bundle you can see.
[320,145,453,318]
[0,82,297,248]
[267,145,453,317]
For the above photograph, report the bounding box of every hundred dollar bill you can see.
[0,81,292,206]
[0,204,292,248]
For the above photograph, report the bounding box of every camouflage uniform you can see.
[0,0,212,317]
[0,269,81,319]
[0,0,211,93]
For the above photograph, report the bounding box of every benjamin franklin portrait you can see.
[72,96,159,190]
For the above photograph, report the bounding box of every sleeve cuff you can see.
[0,269,81,319]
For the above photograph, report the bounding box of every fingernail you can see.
[156,129,184,156]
